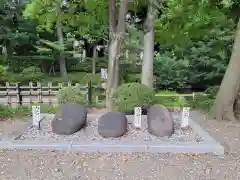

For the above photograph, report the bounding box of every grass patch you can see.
[40,104,59,113]
[155,90,191,107]
[0,105,30,119]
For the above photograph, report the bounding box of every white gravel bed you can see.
[19,114,203,142]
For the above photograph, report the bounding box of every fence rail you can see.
[0,82,105,106]
[155,93,208,99]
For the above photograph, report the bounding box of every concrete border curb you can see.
[0,139,223,155]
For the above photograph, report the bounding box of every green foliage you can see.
[176,25,233,88]
[0,65,4,75]
[155,0,228,46]
[24,0,108,43]
[40,104,59,113]
[0,105,13,117]
[153,0,236,89]
[0,0,39,71]
[204,86,220,98]
[20,66,44,83]
[123,73,141,83]
[153,53,189,88]
[70,57,108,72]
[156,21,234,89]
[191,86,219,112]
[155,90,190,107]
[48,72,102,85]
[0,65,5,83]
[115,83,155,113]
[57,86,86,105]
[0,105,29,118]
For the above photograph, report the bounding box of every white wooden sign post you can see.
[32,100,41,129]
[134,107,142,129]
[181,107,190,128]
[100,68,108,80]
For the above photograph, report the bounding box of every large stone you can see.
[147,104,174,137]
[98,112,127,138]
[52,104,87,135]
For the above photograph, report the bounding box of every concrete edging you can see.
[0,139,224,155]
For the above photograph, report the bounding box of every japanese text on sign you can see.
[32,105,41,129]
[134,107,142,129]
[181,107,190,128]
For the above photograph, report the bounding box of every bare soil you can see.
[0,111,240,180]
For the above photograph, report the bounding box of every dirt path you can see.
[0,111,240,180]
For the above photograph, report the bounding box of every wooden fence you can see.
[0,82,105,106]
[155,92,208,99]
[0,81,208,107]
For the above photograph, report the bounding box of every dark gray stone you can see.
[52,104,87,135]
[147,104,174,137]
[98,112,127,138]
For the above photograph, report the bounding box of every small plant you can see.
[115,83,155,113]
[57,86,86,105]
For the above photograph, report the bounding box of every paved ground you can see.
[0,111,240,180]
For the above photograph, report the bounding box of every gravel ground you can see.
[19,114,200,142]
[0,118,31,140]
[1,111,240,179]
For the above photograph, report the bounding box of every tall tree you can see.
[106,0,129,110]
[212,18,240,121]
[0,0,38,71]
[141,0,157,89]
[56,0,67,79]
[24,0,69,79]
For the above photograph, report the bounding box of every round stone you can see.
[98,112,128,138]
[52,104,87,135]
[147,104,174,137]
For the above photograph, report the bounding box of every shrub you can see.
[56,86,86,105]
[153,53,189,89]
[191,86,219,112]
[20,66,44,83]
[115,83,155,113]
[124,74,141,83]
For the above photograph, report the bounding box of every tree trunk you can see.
[92,45,97,75]
[56,2,68,80]
[141,1,155,89]
[106,0,128,111]
[212,19,240,121]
